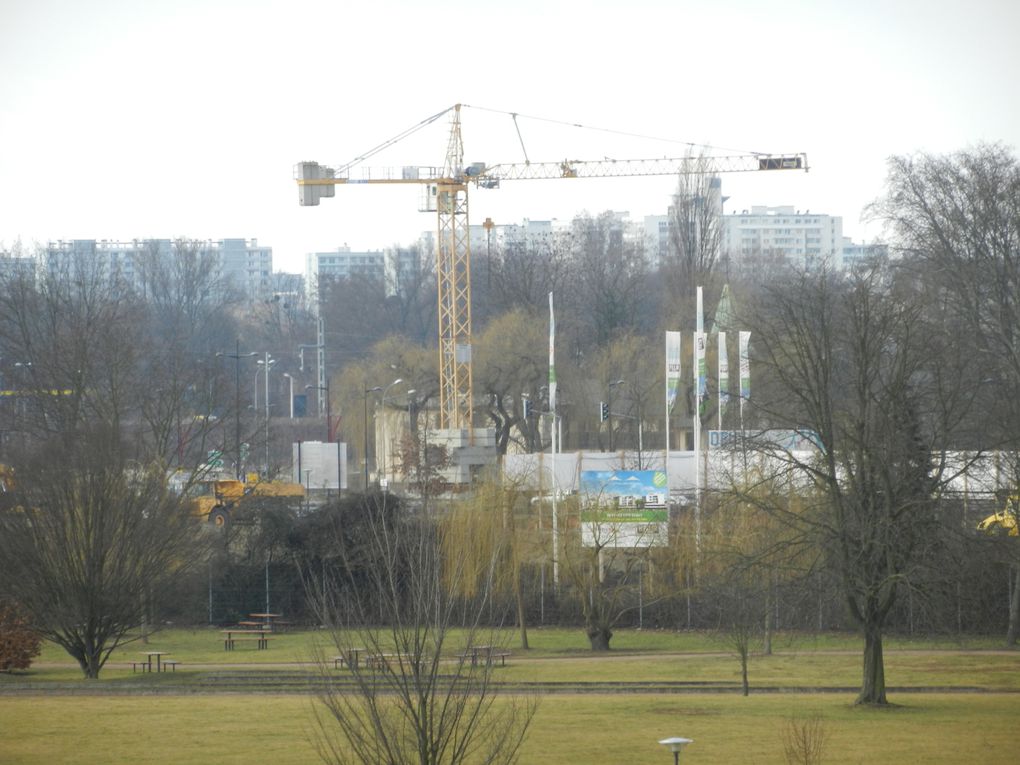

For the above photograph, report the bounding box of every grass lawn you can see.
[4,628,1017,763]
[17,627,1020,691]
[1,692,1018,764]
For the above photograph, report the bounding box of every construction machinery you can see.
[190,477,306,527]
[296,104,807,433]
[978,494,1019,537]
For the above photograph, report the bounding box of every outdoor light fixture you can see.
[659,737,693,765]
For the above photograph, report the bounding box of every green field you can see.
[2,628,1019,763]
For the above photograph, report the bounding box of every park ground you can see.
[1,628,1018,764]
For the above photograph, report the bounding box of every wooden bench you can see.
[131,661,148,673]
[224,636,273,650]
[162,660,180,672]
[457,648,511,667]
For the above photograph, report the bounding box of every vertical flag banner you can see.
[548,292,557,414]
[695,332,707,406]
[665,331,682,412]
[718,331,729,417]
[696,286,704,333]
[739,331,751,402]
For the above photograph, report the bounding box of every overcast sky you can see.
[2,0,1017,274]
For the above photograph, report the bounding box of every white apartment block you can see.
[41,238,273,299]
[305,244,424,309]
[721,206,844,268]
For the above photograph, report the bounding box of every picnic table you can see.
[334,647,368,670]
[458,645,511,667]
[221,628,272,650]
[248,612,283,629]
[134,651,170,672]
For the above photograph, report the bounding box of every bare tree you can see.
[869,144,1020,644]
[662,156,724,326]
[566,212,649,349]
[741,265,970,704]
[0,428,205,678]
[307,494,536,765]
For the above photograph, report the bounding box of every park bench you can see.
[162,660,180,672]
[224,636,273,650]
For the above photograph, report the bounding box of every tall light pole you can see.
[216,342,257,480]
[306,380,333,442]
[363,386,381,489]
[363,377,403,489]
[380,381,407,485]
[282,373,294,419]
[257,354,275,475]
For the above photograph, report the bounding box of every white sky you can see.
[2,0,1018,274]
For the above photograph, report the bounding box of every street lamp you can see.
[380,381,408,485]
[257,354,275,474]
[363,378,403,489]
[306,380,334,442]
[216,342,257,480]
[658,737,693,765]
[608,379,625,452]
[282,373,295,419]
[363,386,382,489]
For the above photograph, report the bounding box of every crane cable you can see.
[511,113,530,166]
[335,105,455,174]
[462,103,770,158]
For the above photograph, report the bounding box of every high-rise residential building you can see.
[305,244,424,310]
[40,238,274,299]
[720,205,844,268]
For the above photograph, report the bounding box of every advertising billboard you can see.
[580,470,669,548]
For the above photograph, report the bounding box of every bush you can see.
[0,602,42,671]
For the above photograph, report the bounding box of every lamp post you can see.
[306,380,333,442]
[257,354,275,474]
[363,378,403,489]
[363,386,381,489]
[282,373,294,419]
[658,737,693,765]
[608,379,625,452]
[216,342,257,480]
[380,381,408,485]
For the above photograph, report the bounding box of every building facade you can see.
[41,238,274,299]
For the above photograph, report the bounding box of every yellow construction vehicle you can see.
[190,477,305,527]
[978,494,1019,537]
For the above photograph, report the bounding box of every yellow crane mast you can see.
[296,104,807,432]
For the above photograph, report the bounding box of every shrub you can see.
[0,602,42,672]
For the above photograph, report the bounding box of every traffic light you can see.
[522,398,531,418]
[599,401,609,422]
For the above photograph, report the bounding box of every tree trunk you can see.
[763,588,773,656]
[513,564,529,651]
[856,622,888,705]
[587,624,613,651]
[1006,564,1020,647]
[740,648,750,696]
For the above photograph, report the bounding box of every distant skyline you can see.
[2,0,1018,274]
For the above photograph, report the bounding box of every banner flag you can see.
[695,331,708,409]
[739,331,751,401]
[665,331,682,413]
[718,331,729,415]
[549,292,557,414]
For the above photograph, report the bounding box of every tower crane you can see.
[296,104,807,433]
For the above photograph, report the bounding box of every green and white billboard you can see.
[580,470,669,548]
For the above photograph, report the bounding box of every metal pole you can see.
[234,342,242,479]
